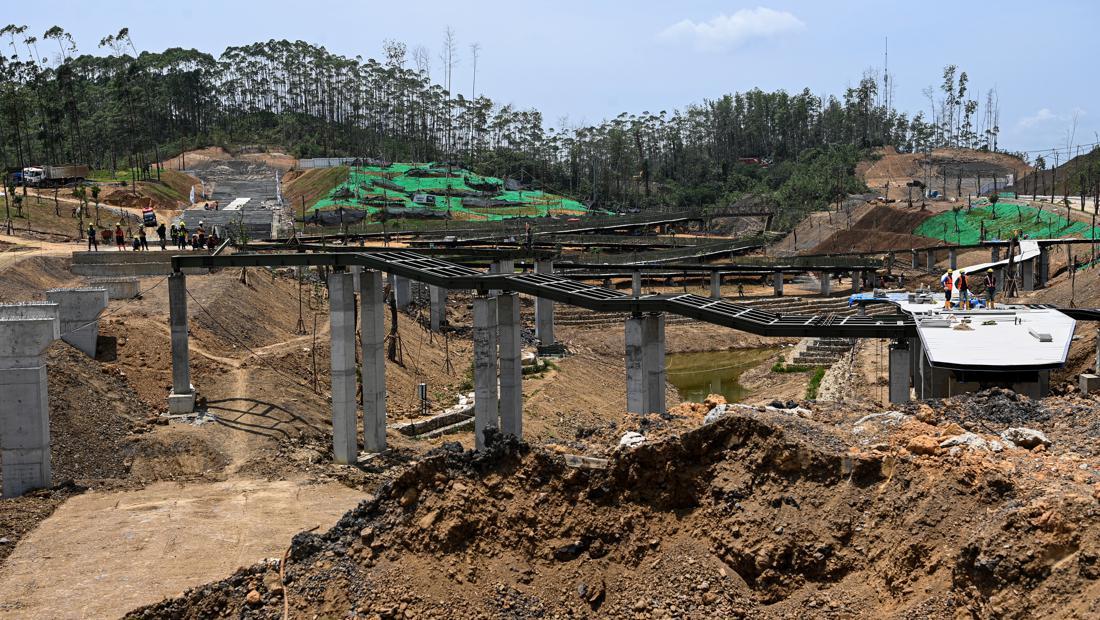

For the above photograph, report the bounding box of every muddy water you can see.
[666,348,778,403]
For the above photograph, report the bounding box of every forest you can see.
[1,25,1009,225]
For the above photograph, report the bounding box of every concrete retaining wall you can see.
[46,288,108,357]
[87,277,140,300]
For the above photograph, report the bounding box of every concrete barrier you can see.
[0,314,59,497]
[46,288,109,357]
[88,277,140,299]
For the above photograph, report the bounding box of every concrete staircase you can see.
[70,250,211,277]
[792,337,856,365]
[177,205,276,240]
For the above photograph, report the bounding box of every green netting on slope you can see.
[914,201,1100,244]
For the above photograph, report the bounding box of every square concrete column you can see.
[46,288,108,358]
[490,259,514,296]
[888,340,911,404]
[625,315,646,414]
[168,273,195,414]
[472,295,499,449]
[710,272,721,299]
[1020,259,1035,292]
[772,272,784,297]
[350,266,362,294]
[926,251,936,271]
[631,271,642,296]
[534,260,555,346]
[360,270,387,453]
[429,285,447,332]
[819,272,831,296]
[0,315,59,497]
[643,313,667,415]
[390,274,411,310]
[949,249,957,270]
[497,292,522,438]
[1037,248,1049,288]
[911,250,919,269]
[908,337,921,395]
[851,272,860,293]
[991,246,1001,262]
[328,272,359,464]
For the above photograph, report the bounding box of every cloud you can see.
[1016,108,1057,129]
[659,7,806,52]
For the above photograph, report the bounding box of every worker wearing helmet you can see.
[984,268,997,309]
[954,270,970,310]
[940,270,953,309]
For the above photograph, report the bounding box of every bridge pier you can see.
[911,250,919,269]
[472,294,499,449]
[818,272,831,296]
[926,250,936,271]
[1020,259,1035,292]
[949,249,957,270]
[710,272,722,299]
[0,312,59,497]
[626,313,666,415]
[991,246,1000,262]
[1037,248,1049,288]
[429,285,447,331]
[889,340,911,404]
[535,260,555,345]
[851,271,860,293]
[390,273,411,310]
[772,272,784,297]
[632,271,642,296]
[497,292,523,438]
[360,270,387,453]
[168,273,195,414]
[491,259,514,295]
[328,271,359,464]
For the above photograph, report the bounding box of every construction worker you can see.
[114,224,126,251]
[87,224,98,251]
[955,270,970,310]
[984,269,997,309]
[940,270,953,309]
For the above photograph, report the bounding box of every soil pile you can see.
[810,204,939,254]
[128,400,1100,619]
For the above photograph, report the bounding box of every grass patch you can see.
[771,361,815,373]
[805,367,826,400]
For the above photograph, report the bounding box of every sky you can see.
[16,0,1100,159]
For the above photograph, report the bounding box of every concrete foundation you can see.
[167,273,194,414]
[535,260,555,345]
[0,315,60,497]
[1080,373,1100,396]
[46,288,108,357]
[888,341,911,404]
[772,272,784,297]
[626,313,666,414]
[710,272,721,299]
[87,277,140,300]
[328,272,358,464]
[497,292,522,437]
[360,270,387,453]
[429,285,447,331]
[472,295,499,449]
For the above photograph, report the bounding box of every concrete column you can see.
[497,292,522,438]
[350,266,362,294]
[949,249,957,270]
[911,250,919,269]
[1037,248,1049,288]
[429,285,447,331]
[772,272,784,297]
[491,259,514,296]
[168,273,194,414]
[919,345,933,399]
[710,272,721,299]
[851,272,860,293]
[926,250,936,271]
[908,337,921,396]
[991,246,1001,262]
[631,271,642,296]
[0,314,59,497]
[625,315,645,414]
[819,272,831,296]
[391,274,411,310]
[534,260,555,346]
[45,288,108,358]
[328,271,358,464]
[472,295,499,450]
[360,270,386,453]
[888,340,911,404]
[1020,259,1035,292]
[643,313,667,415]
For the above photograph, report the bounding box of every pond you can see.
[665,348,778,404]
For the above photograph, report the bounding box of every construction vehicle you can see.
[21,164,89,187]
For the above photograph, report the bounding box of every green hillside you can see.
[914,198,1100,244]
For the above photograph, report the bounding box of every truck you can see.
[21,164,90,187]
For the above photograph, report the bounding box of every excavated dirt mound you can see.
[128,403,1100,619]
[809,205,940,254]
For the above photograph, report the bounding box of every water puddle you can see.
[666,348,778,403]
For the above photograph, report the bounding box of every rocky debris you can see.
[1001,427,1052,450]
[618,431,646,448]
[939,432,1004,452]
[939,388,1050,426]
[906,434,941,455]
[704,404,729,424]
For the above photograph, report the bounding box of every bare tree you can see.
[469,42,480,99]
[412,45,431,79]
[439,27,458,95]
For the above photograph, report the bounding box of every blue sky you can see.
[19,0,1099,157]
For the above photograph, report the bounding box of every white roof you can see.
[956,240,1040,275]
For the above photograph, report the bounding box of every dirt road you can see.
[0,479,367,619]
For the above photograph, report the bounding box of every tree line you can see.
[0,25,1009,221]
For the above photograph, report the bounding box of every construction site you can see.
[2,143,1100,620]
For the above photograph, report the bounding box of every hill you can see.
[859,147,1030,199]
[1013,147,1100,198]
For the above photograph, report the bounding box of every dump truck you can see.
[21,164,89,186]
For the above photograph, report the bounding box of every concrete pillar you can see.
[908,337,921,395]
[991,246,1001,262]
[491,259,514,295]
[429,285,447,331]
[0,315,59,497]
[625,315,645,414]
[851,271,860,293]
[534,260,555,346]
[819,272,831,296]
[772,272,784,297]
[1037,247,1049,288]
[360,270,386,453]
[497,292,522,438]
[888,340,911,404]
[45,288,108,358]
[911,250,919,269]
[919,345,933,399]
[710,272,721,299]
[1020,259,1035,292]
[391,274,411,310]
[472,295,499,449]
[328,271,358,464]
[168,273,194,414]
[926,250,936,271]
[643,313,667,415]
[949,249,957,270]
[350,266,362,294]
[631,271,642,296]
